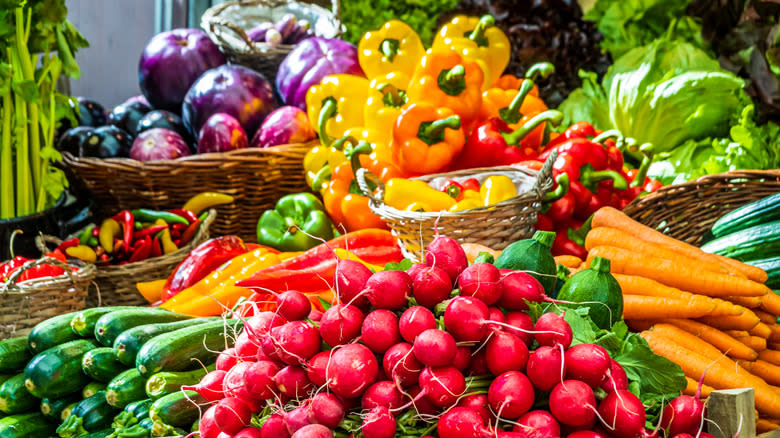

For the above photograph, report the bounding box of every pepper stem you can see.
[524,62,555,82]
[466,15,495,47]
[501,110,563,146]
[590,256,611,273]
[437,65,466,96]
[380,39,400,62]
[630,144,654,188]
[417,116,461,145]
[500,62,555,123]
[330,135,359,152]
[532,230,556,249]
[347,141,373,175]
[544,173,570,203]
[377,83,407,108]
[311,165,332,191]
[592,129,623,144]
[580,163,628,192]
[317,97,338,146]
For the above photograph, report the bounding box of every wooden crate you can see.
[707,389,780,438]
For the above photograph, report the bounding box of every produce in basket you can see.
[129,128,191,161]
[251,106,316,148]
[246,13,315,46]
[197,113,249,154]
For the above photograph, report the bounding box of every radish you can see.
[285,403,314,434]
[516,410,561,437]
[444,296,489,342]
[275,290,312,321]
[234,427,261,438]
[459,263,502,305]
[307,350,332,386]
[408,263,453,308]
[549,380,596,427]
[274,365,313,398]
[660,392,705,436]
[308,309,323,321]
[199,405,220,438]
[597,390,646,438]
[362,381,405,410]
[487,307,505,324]
[362,309,402,354]
[406,386,438,416]
[216,347,238,371]
[319,304,364,347]
[488,371,535,419]
[335,259,372,309]
[363,270,413,310]
[534,312,573,349]
[326,343,379,398]
[383,343,423,387]
[291,424,333,438]
[458,393,491,424]
[399,306,436,342]
[504,311,534,346]
[217,433,231,438]
[425,235,468,283]
[497,433,529,438]
[224,362,262,411]
[310,392,345,429]
[526,346,566,392]
[182,369,226,402]
[413,329,457,367]
[568,431,610,438]
[469,349,490,375]
[672,434,695,438]
[245,311,287,340]
[260,414,290,438]
[565,344,611,388]
[437,407,492,438]
[452,346,471,372]
[264,320,321,365]
[418,366,466,408]
[214,397,252,435]
[486,331,529,375]
[235,330,260,360]
[499,272,547,310]
[245,360,281,400]
[600,360,629,393]
[362,406,396,438]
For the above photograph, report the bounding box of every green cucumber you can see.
[557,256,623,330]
[83,382,107,399]
[148,390,205,428]
[0,338,31,373]
[28,312,80,354]
[494,231,558,294]
[701,221,780,262]
[0,413,55,438]
[136,320,239,376]
[0,373,37,414]
[70,307,136,337]
[24,339,98,398]
[41,395,80,421]
[57,391,119,437]
[82,348,125,383]
[94,309,193,347]
[106,369,146,408]
[145,365,214,400]
[711,192,780,238]
[749,256,780,289]
[113,318,215,367]
[124,399,153,420]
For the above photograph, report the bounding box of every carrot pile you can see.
[584,207,780,429]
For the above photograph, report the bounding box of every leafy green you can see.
[384,259,413,271]
[340,0,458,46]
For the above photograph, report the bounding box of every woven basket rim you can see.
[0,262,95,294]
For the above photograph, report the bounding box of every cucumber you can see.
[711,192,780,238]
[70,307,136,337]
[145,365,213,400]
[0,338,31,373]
[0,373,37,414]
[0,413,55,438]
[748,256,780,289]
[136,320,239,376]
[701,221,780,262]
[82,382,107,399]
[41,395,80,421]
[106,369,146,408]
[28,312,80,354]
[82,348,125,383]
[94,309,193,347]
[57,391,119,437]
[149,390,205,428]
[113,318,214,367]
[124,399,153,420]
[24,339,98,398]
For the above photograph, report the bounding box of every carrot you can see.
[697,309,761,331]
[726,295,763,309]
[663,318,758,361]
[587,246,771,298]
[614,274,742,317]
[554,255,582,269]
[771,343,780,351]
[750,322,773,339]
[757,419,780,434]
[623,295,716,320]
[725,330,750,338]
[640,330,780,418]
[732,335,767,352]
[760,291,780,316]
[650,324,723,361]
[755,309,778,325]
[738,360,780,386]
[683,376,714,398]
[591,207,768,282]
[770,325,780,343]
[758,350,780,367]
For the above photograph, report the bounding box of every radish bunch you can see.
[189,235,704,438]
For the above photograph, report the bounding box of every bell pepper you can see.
[480,175,517,206]
[450,190,484,212]
[476,62,553,133]
[494,74,539,95]
[306,74,370,146]
[343,127,406,182]
[182,192,234,216]
[384,178,457,212]
[364,72,411,144]
[256,192,334,252]
[131,208,189,225]
[542,121,599,151]
[304,135,354,191]
[441,180,465,201]
[391,104,465,175]
[434,15,511,88]
[407,50,483,131]
[137,279,166,304]
[358,20,424,79]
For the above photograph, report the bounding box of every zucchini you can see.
[106,369,146,408]
[151,421,186,437]
[144,365,213,400]
[70,307,135,337]
[60,401,79,421]
[28,312,80,354]
[138,418,153,430]
[748,256,780,289]
[0,338,31,373]
[82,382,107,399]
[148,390,205,428]
[136,320,239,376]
[41,395,80,421]
[113,318,214,367]
[112,424,151,437]
[82,430,112,438]
[711,192,780,238]
[0,413,55,438]
[0,376,10,388]
[124,399,153,420]
[57,391,119,437]
[94,309,193,347]
[24,339,98,398]
[700,221,780,261]
[0,373,37,414]
[82,348,125,383]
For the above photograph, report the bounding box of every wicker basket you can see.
[62,142,313,241]
[202,0,342,85]
[0,258,95,338]
[622,170,780,245]
[357,155,556,261]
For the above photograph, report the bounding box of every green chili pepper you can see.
[77,225,95,245]
[130,209,189,225]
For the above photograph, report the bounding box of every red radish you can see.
[458,393,491,424]
[452,346,471,372]
[504,312,534,346]
[383,343,423,387]
[399,306,436,342]
[199,405,220,438]
[362,406,396,438]
[363,270,413,310]
[413,329,457,367]
[660,393,705,437]
[408,263,452,308]
[469,349,490,375]
[214,397,252,435]
[260,413,290,438]
[235,330,260,360]
[183,369,226,402]
[216,347,238,371]
[488,371,535,419]
[549,380,596,427]
[362,381,405,410]
[326,343,379,398]
[486,331,529,375]
[285,403,314,434]
[264,321,321,365]
[245,311,287,340]
[308,309,323,321]
[487,307,505,324]
[234,428,261,438]
[444,296,489,342]
[418,366,466,408]
[534,312,573,349]
[335,259,372,309]
[306,350,332,386]
[217,433,231,438]
[437,407,492,438]
[459,263,502,305]
[361,310,402,354]
[274,365,313,399]
[275,290,312,321]
[224,362,262,411]
[406,386,438,416]
[565,344,611,388]
[515,410,561,437]
[245,360,281,400]
[497,433,529,438]
[424,235,468,283]
[526,346,566,392]
[310,392,345,429]
[290,424,333,438]
[568,431,610,438]
[319,304,363,347]
[672,435,695,438]
[598,390,646,438]
[601,360,629,393]
[499,272,547,310]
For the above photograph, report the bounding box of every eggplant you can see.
[130,128,191,161]
[76,98,107,127]
[197,113,249,153]
[108,101,151,136]
[81,126,133,158]
[247,22,273,42]
[275,14,297,41]
[56,127,94,156]
[251,106,315,148]
[136,110,194,149]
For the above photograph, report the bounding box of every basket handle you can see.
[356,168,385,205]
[0,257,80,295]
[207,15,258,51]
[532,151,557,195]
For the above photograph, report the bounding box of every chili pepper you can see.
[151,236,162,258]
[170,223,186,233]
[535,213,554,231]
[113,239,124,254]
[179,219,201,246]
[385,178,457,212]
[158,219,178,255]
[128,236,153,263]
[480,175,517,206]
[56,237,80,253]
[364,73,411,144]
[66,245,97,263]
[306,74,370,146]
[391,103,465,175]
[76,225,95,246]
[131,208,189,225]
[182,192,235,215]
[132,224,168,241]
[111,211,134,249]
[198,211,209,222]
[168,208,198,224]
[434,15,510,88]
[552,230,588,259]
[257,193,334,252]
[441,180,465,201]
[358,20,424,79]
[476,62,552,133]
[134,221,144,230]
[86,236,98,247]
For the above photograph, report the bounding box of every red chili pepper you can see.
[56,237,80,253]
[168,208,198,224]
[151,236,162,258]
[1,256,29,282]
[441,180,465,201]
[552,230,588,259]
[128,235,153,263]
[179,219,202,246]
[91,227,100,237]
[461,178,480,192]
[132,225,168,241]
[111,211,135,249]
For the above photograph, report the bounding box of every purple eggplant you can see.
[136,110,194,150]
[251,106,315,148]
[247,22,273,43]
[75,98,107,127]
[57,127,94,156]
[276,37,363,109]
[130,128,191,161]
[82,126,133,158]
[121,95,150,107]
[108,101,152,136]
[285,20,313,44]
[197,113,249,154]
[265,28,283,46]
[275,14,297,41]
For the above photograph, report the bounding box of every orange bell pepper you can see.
[342,127,406,182]
[390,103,465,175]
[136,279,166,304]
[493,75,539,95]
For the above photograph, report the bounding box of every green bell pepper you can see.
[256,193,334,251]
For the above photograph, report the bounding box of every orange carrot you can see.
[750,322,773,339]
[757,419,779,434]
[761,292,780,316]
[738,360,780,386]
[770,325,780,343]
[683,376,714,398]
[591,207,768,282]
[650,324,723,361]
[725,330,750,338]
[614,274,742,317]
[697,310,761,331]
[462,243,501,265]
[663,318,758,361]
[758,350,780,367]
[726,295,763,309]
[623,295,716,320]
[732,335,768,352]
[587,246,771,298]
[554,255,582,269]
[755,309,777,325]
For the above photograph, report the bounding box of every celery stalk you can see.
[1,90,13,219]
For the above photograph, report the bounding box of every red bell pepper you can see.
[441,180,465,201]
[542,121,598,151]
[461,178,480,192]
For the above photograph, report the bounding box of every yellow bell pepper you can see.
[343,127,406,182]
[480,175,517,206]
[384,178,456,212]
[364,72,411,144]
[136,279,166,304]
[306,74,370,146]
[449,189,482,211]
[303,136,354,191]
[358,20,425,79]
[434,15,511,89]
